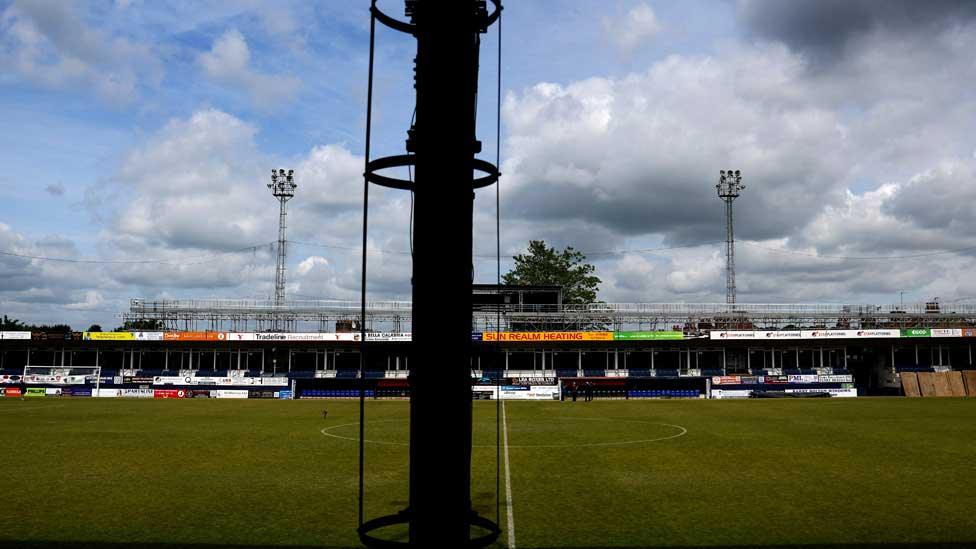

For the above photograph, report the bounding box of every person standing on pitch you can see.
[571,382,578,402]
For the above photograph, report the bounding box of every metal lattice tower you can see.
[717,169,744,304]
[268,169,296,307]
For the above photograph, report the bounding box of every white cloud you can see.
[0,0,162,104]
[198,29,300,109]
[604,3,662,54]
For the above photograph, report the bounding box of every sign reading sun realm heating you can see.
[482,332,614,342]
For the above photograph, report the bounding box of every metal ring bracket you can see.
[358,508,501,548]
[371,0,502,35]
[365,154,500,191]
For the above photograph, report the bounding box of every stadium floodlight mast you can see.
[717,169,744,305]
[268,169,297,320]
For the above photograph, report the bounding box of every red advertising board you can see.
[153,389,187,399]
[163,332,226,342]
[713,376,741,385]
[5,387,22,398]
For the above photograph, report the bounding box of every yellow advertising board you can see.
[483,332,614,342]
[83,332,136,341]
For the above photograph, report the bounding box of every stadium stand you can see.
[654,368,678,378]
[628,368,651,378]
[583,368,605,377]
[555,368,578,378]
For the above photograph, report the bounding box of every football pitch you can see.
[3,397,976,548]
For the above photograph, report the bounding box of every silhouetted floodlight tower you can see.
[268,169,296,318]
[717,169,744,305]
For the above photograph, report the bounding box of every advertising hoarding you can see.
[483,332,614,342]
[0,331,31,340]
[613,331,684,341]
[163,332,226,341]
[83,332,135,341]
[212,390,249,399]
[153,389,187,399]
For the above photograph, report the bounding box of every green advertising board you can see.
[25,387,46,397]
[614,331,684,341]
[900,328,931,338]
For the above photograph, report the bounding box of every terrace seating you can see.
[555,368,578,378]
[627,368,651,378]
[654,368,679,378]
[301,389,374,399]
[628,389,700,398]
[336,370,359,379]
[582,368,605,377]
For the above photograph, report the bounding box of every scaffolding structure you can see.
[124,298,976,333]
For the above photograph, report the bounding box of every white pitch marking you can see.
[502,401,516,549]
[319,418,688,448]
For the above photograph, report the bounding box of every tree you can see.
[87,324,102,332]
[502,240,601,304]
[1,315,71,332]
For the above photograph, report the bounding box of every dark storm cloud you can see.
[738,0,976,61]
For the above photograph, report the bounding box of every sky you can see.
[2,0,976,329]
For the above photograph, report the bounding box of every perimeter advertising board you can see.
[224,332,363,342]
[163,332,226,341]
[471,385,560,400]
[212,390,249,399]
[483,332,614,342]
[0,331,31,340]
[25,388,46,397]
[153,389,187,399]
[710,329,900,340]
[83,332,135,341]
[613,331,685,341]
[901,328,931,338]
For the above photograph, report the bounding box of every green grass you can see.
[2,397,976,547]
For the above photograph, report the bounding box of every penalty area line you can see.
[502,401,516,549]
